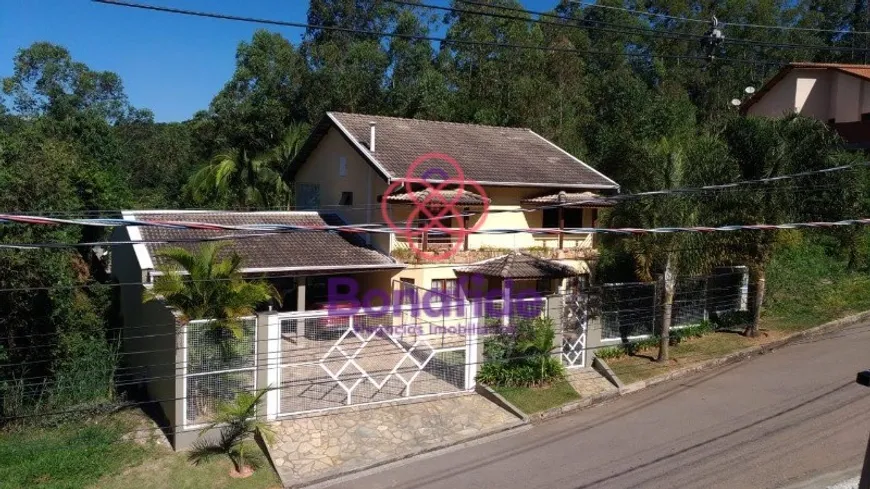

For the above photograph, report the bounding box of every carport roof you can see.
[122,210,403,276]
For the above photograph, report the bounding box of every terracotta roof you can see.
[454,251,580,279]
[124,211,402,275]
[288,112,619,190]
[521,191,615,207]
[741,62,870,113]
[382,188,490,206]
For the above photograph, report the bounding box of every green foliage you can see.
[478,317,565,388]
[145,243,280,337]
[189,388,275,474]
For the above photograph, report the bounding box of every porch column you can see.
[558,192,566,250]
[463,207,470,251]
[502,279,512,329]
[296,276,307,312]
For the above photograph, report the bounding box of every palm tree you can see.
[188,387,276,478]
[607,135,711,362]
[714,115,842,337]
[143,242,280,338]
[185,123,309,210]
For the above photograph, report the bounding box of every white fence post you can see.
[263,313,281,421]
[465,298,479,390]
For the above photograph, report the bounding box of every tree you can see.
[185,122,308,209]
[144,243,280,338]
[206,31,308,154]
[711,114,843,336]
[188,387,276,478]
[2,42,134,122]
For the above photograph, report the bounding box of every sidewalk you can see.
[265,394,523,488]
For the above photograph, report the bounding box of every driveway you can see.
[330,322,870,489]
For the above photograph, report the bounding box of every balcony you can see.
[391,240,599,264]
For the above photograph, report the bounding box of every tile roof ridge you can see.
[328,111,531,132]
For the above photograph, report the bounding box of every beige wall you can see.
[749,68,870,123]
[111,228,181,444]
[294,127,390,252]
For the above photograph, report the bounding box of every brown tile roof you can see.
[521,191,615,207]
[454,251,580,279]
[382,188,490,206]
[741,62,870,113]
[289,112,619,190]
[124,211,402,274]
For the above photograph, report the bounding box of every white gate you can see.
[561,291,588,368]
[273,303,477,417]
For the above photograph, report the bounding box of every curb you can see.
[475,384,530,423]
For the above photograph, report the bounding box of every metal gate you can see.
[274,304,476,417]
[561,291,588,368]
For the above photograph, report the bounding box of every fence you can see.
[273,300,478,418]
[600,269,749,342]
[182,317,257,427]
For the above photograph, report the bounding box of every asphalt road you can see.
[331,323,870,489]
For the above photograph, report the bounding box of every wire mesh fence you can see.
[184,317,256,425]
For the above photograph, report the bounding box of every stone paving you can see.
[566,367,618,398]
[266,394,520,486]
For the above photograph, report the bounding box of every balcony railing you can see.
[391,242,599,264]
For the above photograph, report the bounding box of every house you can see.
[286,112,621,301]
[741,62,870,147]
[111,115,620,450]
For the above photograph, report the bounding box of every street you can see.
[331,323,870,489]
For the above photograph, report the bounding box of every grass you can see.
[603,238,870,386]
[0,410,280,489]
[91,448,281,489]
[605,329,785,385]
[0,417,148,489]
[493,380,580,414]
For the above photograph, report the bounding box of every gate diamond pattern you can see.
[561,292,588,368]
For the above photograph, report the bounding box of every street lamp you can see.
[858,370,870,489]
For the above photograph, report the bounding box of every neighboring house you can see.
[286,112,621,300]
[742,62,870,148]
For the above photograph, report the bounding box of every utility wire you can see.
[571,0,870,36]
[91,0,779,65]
[445,0,869,53]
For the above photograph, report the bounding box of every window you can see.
[339,191,353,206]
[296,183,320,210]
[431,278,458,299]
[536,279,555,295]
[542,208,584,228]
[399,278,416,305]
[339,156,347,176]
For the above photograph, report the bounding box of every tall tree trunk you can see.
[746,268,766,337]
[658,254,675,364]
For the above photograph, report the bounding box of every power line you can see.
[91,0,778,66]
[571,0,870,36]
[447,0,869,53]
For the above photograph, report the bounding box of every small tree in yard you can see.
[188,387,275,478]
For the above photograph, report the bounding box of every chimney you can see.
[369,121,376,152]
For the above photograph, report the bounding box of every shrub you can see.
[595,346,625,360]
[711,311,752,331]
[477,317,565,388]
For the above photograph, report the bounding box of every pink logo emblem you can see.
[381,153,489,261]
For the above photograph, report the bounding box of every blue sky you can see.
[1,0,556,122]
